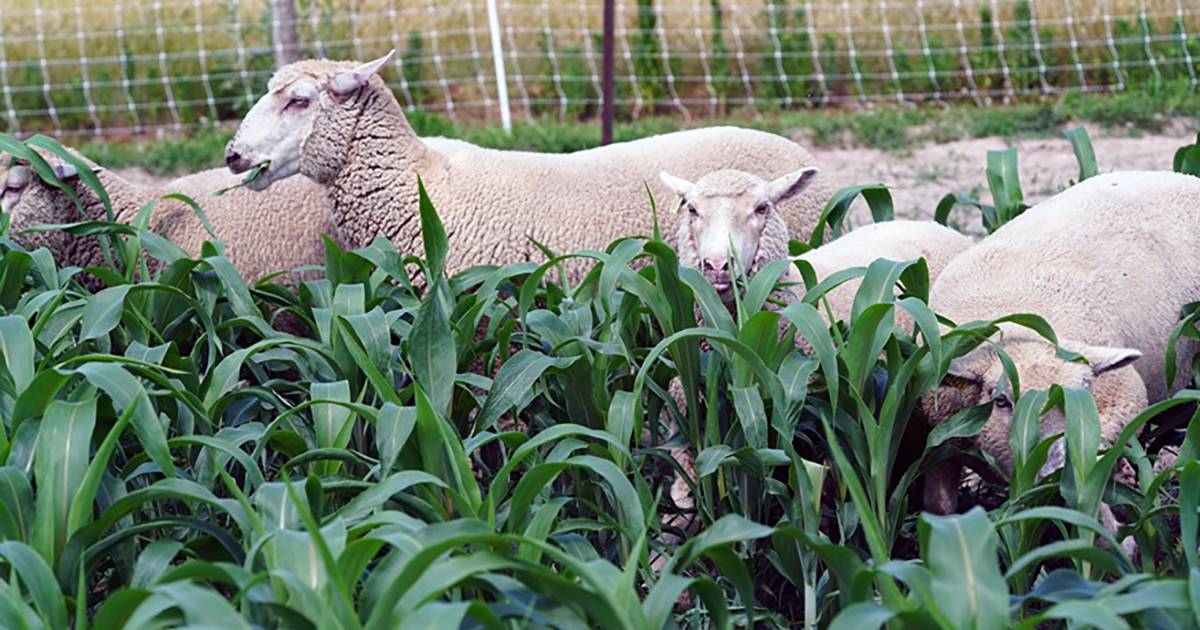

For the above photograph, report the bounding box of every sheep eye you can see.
[686,203,698,216]
[287,96,309,110]
[993,394,1012,410]
[754,203,770,216]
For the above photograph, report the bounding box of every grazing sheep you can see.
[1,162,24,214]
[661,167,973,340]
[652,167,972,583]
[223,53,834,280]
[3,155,341,285]
[921,171,1200,516]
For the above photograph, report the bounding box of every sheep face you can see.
[2,165,31,213]
[662,167,818,301]
[5,164,92,256]
[225,52,394,190]
[925,335,1142,478]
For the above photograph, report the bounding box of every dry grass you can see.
[0,0,1197,132]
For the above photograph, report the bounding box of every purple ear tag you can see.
[354,73,369,88]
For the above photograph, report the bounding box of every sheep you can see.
[660,167,974,344]
[3,153,342,286]
[222,53,835,281]
[920,170,1200,518]
[1,161,23,214]
[650,167,972,585]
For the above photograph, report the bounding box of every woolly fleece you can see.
[7,158,340,285]
[672,168,972,345]
[792,220,973,332]
[232,59,834,279]
[922,170,1200,513]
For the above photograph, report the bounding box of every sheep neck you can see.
[51,172,154,279]
[74,171,153,225]
[326,87,448,251]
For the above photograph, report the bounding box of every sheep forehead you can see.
[7,165,31,186]
[690,170,767,200]
[267,59,357,93]
[980,338,1092,394]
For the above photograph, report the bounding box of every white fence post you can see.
[485,0,512,135]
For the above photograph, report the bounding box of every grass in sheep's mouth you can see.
[214,161,269,196]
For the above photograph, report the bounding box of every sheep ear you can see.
[658,172,696,213]
[52,163,79,180]
[767,167,820,204]
[1037,440,1067,481]
[919,364,983,427]
[1076,343,1142,375]
[944,366,982,392]
[659,171,693,196]
[331,50,395,97]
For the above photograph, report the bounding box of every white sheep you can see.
[660,167,974,340]
[652,167,973,579]
[3,154,341,286]
[223,53,835,280]
[1,161,24,214]
[921,170,1200,516]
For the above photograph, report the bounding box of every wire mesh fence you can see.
[0,0,1197,136]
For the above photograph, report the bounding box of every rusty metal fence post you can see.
[601,0,615,145]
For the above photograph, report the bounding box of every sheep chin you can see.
[250,158,300,191]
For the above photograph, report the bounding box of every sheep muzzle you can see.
[225,142,253,175]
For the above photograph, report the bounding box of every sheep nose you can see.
[224,142,249,174]
[701,258,728,275]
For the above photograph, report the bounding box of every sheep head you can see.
[2,164,32,213]
[225,51,395,190]
[923,333,1142,478]
[4,161,97,256]
[661,167,818,302]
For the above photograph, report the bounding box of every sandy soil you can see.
[809,121,1199,235]
[112,167,173,188]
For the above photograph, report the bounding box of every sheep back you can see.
[797,220,973,334]
[408,127,833,279]
[153,169,341,284]
[930,171,1200,402]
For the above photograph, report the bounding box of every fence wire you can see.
[0,0,1197,136]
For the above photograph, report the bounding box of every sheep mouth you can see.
[216,161,273,196]
[710,280,732,293]
[245,162,274,191]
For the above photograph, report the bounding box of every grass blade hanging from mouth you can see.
[214,161,270,196]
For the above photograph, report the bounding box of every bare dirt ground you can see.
[810,121,1199,235]
[112,167,174,188]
